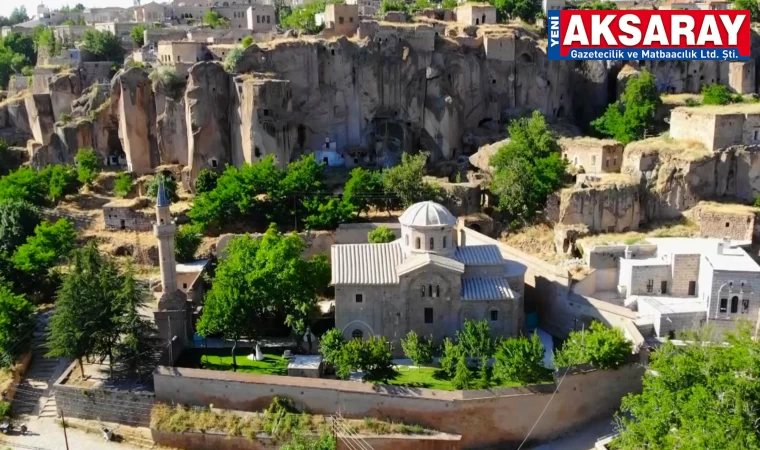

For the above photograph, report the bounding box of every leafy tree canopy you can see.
[490,111,566,222]
[130,24,146,47]
[457,319,494,362]
[203,10,228,28]
[241,36,254,48]
[80,29,125,62]
[146,173,179,203]
[592,69,661,145]
[734,0,760,21]
[0,200,41,255]
[553,321,631,369]
[114,172,134,198]
[493,333,547,383]
[400,330,433,367]
[492,0,541,23]
[0,279,35,360]
[343,167,385,216]
[75,148,100,186]
[280,0,327,33]
[701,83,743,105]
[9,7,29,25]
[383,152,439,207]
[195,169,219,194]
[175,223,203,263]
[368,226,396,243]
[12,219,77,276]
[578,0,617,9]
[319,328,345,367]
[613,326,760,450]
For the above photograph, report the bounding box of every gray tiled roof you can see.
[461,277,516,301]
[396,253,465,277]
[454,245,504,265]
[331,241,404,285]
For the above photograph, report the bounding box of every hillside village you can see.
[0,0,758,449]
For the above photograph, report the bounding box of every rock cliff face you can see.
[48,72,83,122]
[186,62,232,181]
[25,94,56,145]
[156,90,188,166]
[111,68,159,174]
[0,96,32,146]
[622,144,760,221]
[546,180,641,233]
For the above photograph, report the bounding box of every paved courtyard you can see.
[0,417,146,450]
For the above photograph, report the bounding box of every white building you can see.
[579,237,760,339]
[542,0,565,12]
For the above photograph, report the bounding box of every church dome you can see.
[399,201,456,228]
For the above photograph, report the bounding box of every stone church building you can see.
[332,201,524,353]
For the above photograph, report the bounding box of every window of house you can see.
[688,281,696,296]
[428,284,433,297]
[405,235,409,246]
[352,329,363,339]
[421,285,425,297]
[720,297,728,313]
[591,155,596,167]
[646,279,653,293]
[339,16,344,24]
[211,159,218,168]
[429,237,434,250]
[490,310,498,321]
[742,298,750,313]
[755,130,759,140]
[415,237,421,249]
[349,16,353,22]
[355,294,363,303]
[424,308,433,324]
[731,296,739,313]
[256,15,260,23]
[183,283,188,289]
[613,156,617,166]
[443,236,447,248]
[661,281,667,294]
[267,15,270,23]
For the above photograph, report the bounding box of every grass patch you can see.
[382,366,548,391]
[579,218,699,247]
[626,134,711,162]
[199,353,289,376]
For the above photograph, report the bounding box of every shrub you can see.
[75,148,100,186]
[493,333,547,383]
[241,36,254,48]
[451,356,471,390]
[319,328,345,366]
[175,223,203,263]
[224,47,243,72]
[195,168,219,194]
[439,337,464,377]
[146,173,179,203]
[335,336,395,381]
[0,401,10,418]
[58,112,72,123]
[114,172,133,198]
[400,330,433,367]
[368,226,396,244]
[149,66,187,101]
[553,321,632,369]
[701,84,742,106]
[592,69,661,145]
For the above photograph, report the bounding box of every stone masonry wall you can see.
[629,264,671,296]
[154,363,644,449]
[671,254,700,297]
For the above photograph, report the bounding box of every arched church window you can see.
[429,237,434,250]
[428,285,433,297]
[443,236,447,248]
[731,296,739,313]
[435,285,440,297]
[421,285,425,297]
[415,237,420,249]
[352,329,363,339]
[743,298,750,313]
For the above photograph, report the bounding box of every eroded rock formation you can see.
[546,178,641,233]
[111,68,159,174]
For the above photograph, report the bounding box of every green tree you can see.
[702,83,742,105]
[114,172,134,198]
[12,219,76,276]
[439,337,464,377]
[734,0,760,21]
[592,69,661,145]
[614,326,760,450]
[492,0,541,23]
[45,165,79,203]
[9,7,29,25]
[0,280,35,359]
[174,223,202,263]
[2,33,36,66]
[195,169,219,194]
[302,197,353,230]
[79,29,125,62]
[46,244,122,377]
[335,336,394,381]
[493,333,547,383]
[116,266,158,380]
[279,0,326,34]
[203,10,227,28]
[279,154,326,222]
[457,319,494,364]
[343,167,384,215]
[241,35,254,48]
[368,226,395,243]
[383,152,437,207]
[0,200,41,254]
[490,111,567,222]
[400,330,433,367]
[146,173,179,203]
[74,148,100,186]
[130,24,146,47]
[442,0,457,8]
[224,46,243,72]
[578,0,618,8]
[553,321,631,369]
[381,0,408,13]
[451,355,471,390]
[196,227,327,370]
[409,0,432,12]
[319,328,345,366]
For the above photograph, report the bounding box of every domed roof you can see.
[399,201,456,228]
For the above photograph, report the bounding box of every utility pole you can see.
[60,409,70,450]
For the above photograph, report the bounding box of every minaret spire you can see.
[154,179,177,293]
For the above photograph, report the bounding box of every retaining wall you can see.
[154,363,644,449]
[53,363,156,427]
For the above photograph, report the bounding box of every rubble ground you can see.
[500,223,569,264]
[578,218,699,247]
[625,134,711,162]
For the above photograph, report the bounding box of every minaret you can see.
[154,180,177,293]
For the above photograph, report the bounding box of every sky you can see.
[0,0,136,21]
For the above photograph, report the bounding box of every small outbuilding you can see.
[287,355,323,378]
[103,198,153,231]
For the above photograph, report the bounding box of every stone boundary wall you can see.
[152,429,461,450]
[2,350,33,404]
[154,363,644,449]
[53,363,156,427]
